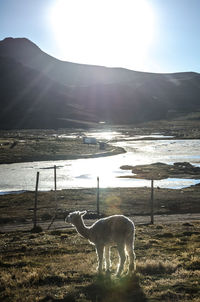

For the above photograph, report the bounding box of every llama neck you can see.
[74,217,90,240]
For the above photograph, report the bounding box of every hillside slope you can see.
[0,56,96,129]
[0,37,200,128]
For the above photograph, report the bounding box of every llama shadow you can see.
[39,273,147,302]
[82,273,147,302]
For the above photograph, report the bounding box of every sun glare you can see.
[49,0,155,70]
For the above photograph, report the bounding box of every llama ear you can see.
[80,210,87,216]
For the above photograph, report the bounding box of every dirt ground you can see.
[1,184,200,233]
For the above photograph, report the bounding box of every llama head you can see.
[65,210,87,224]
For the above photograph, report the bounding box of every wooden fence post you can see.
[97,176,100,217]
[150,179,154,224]
[33,172,40,229]
[54,165,57,203]
[47,165,58,230]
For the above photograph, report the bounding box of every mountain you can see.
[0,56,96,129]
[0,37,152,87]
[0,37,200,129]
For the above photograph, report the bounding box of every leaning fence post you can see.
[33,171,40,229]
[97,176,100,217]
[150,179,154,224]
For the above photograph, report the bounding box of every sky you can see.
[0,0,200,74]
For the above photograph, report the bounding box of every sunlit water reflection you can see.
[0,131,200,193]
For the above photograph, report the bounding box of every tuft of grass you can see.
[156,225,163,229]
[159,232,174,238]
[31,225,43,233]
[182,222,194,227]
[137,259,178,275]
[159,289,183,301]
[182,231,200,237]
[50,230,62,236]
[186,258,200,271]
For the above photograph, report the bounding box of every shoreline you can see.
[1,135,200,165]
[0,146,126,165]
[1,120,200,164]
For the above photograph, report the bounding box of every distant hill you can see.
[0,56,96,129]
[0,37,200,129]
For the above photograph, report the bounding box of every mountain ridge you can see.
[2,37,199,87]
[0,37,200,129]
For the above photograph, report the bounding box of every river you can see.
[0,131,200,193]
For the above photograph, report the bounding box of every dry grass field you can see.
[0,221,200,301]
[0,188,200,301]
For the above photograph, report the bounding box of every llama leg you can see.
[104,246,111,272]
[126,243,136,273]
[96,244,104,274]
[116,244,126,276]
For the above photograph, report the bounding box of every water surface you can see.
[0,131,200,193]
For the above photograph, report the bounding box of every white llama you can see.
[65,211,136,275]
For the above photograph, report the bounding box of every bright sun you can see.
[49,0,155,70]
